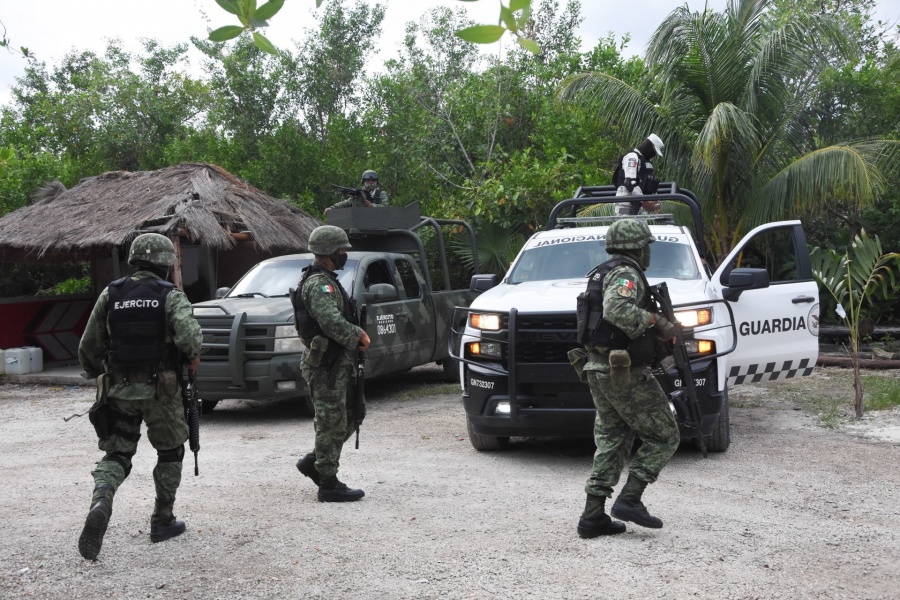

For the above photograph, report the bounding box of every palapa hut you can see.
[0,162,322,299]
[0,162,321,365]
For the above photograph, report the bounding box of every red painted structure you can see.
[0,294,93,365]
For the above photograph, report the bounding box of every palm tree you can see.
[559,0,900,262]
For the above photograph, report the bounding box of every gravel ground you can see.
[1,367,898,599]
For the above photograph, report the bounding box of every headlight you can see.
[674,307,712,328]
[274,325,304,353]
[684,339,715,355]
[468,341,503,359]
[470,313,503,331]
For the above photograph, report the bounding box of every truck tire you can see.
[200,399,219,413]
[440,358,461,383]
[466,415,509,451]
[702,390,730,453]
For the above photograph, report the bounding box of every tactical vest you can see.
[612,152,659,212]
[107,276,174,370]
[576,258,659,364]
[289,265,358,343]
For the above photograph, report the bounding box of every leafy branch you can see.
[209,0,540,55]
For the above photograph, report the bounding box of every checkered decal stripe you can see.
[728,358,814,386]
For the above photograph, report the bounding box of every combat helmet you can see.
[605,218,655,252]
[646,133,664,156]
[127,233,176,268]
[361,169,379,182]
[308,225,352,255]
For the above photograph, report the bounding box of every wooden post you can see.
[171,235,184,291]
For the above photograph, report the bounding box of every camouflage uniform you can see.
[576,218,678,537]
[583,258,679,497]
[294,225,367,502]
[77,234,202,559]
[328,188,389,210]
[299,269,364,479]
[328,169,389,209]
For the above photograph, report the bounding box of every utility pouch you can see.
[89,373,111,441]
[305,335,329,367]
[567,348,588,383]
[157,370,178,398]
[608,349,632,387]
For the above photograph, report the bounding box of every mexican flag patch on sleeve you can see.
[617,278,634,289]
[321,284,334,293]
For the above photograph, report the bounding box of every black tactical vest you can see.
[107,276,174,369]
[289,265,358,342]
[576,257,657,361]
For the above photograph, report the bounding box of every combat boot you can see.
[150,498,186,543]
[317,476,365,502]
[296,452,320,486]
[611,474,664,529]
[78,483,114,560]
[577,493,626,538]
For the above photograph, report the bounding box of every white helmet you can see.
[647,133,664,156]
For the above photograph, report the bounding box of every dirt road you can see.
[1,368,898,599]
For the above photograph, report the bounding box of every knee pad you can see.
[157,444,185,464]
[102,452,133,477]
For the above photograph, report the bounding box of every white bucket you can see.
[25,346,43,373]
[0,349,5,375]
[4,348,32,375]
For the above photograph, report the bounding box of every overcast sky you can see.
[1,0,899,107]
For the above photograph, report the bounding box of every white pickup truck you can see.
[451,184,820,452]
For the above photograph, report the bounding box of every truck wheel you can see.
[200,399,219,413]
[702,391,730,453]
[466,415,509,451]
[440,358,461,383]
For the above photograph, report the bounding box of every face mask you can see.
[331,252,348,270]
[363,181,377,192]
[641,246,652,270]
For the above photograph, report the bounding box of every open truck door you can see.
[713,220,820,388]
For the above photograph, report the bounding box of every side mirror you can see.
[723,268,769,301]
[470,274,498,293]
[215,287,230,299]
[364,283,399,303]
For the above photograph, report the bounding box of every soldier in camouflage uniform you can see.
[77,233,202,560]
[294,225,371,502]
[325,169,389,212]
[576,218,679,538]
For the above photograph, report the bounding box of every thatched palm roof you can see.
[0,162,321,260]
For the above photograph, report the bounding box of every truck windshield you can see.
[507,240,699,283]
[227,258,359,297]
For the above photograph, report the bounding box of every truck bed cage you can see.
[328,202,478,292]
[547,183,707,261]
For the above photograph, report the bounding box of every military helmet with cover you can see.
[605,218,655,252]
[361,169,379,182]
[308,225,352,255]
[127,233,176,268]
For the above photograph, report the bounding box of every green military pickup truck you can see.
[191,204,478,412]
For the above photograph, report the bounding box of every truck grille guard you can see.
[449,299,737,422]
[194,305,295,390]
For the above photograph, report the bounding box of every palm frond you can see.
[557,72,665,144]
[752,141,894,226]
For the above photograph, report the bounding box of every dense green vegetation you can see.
[1,0,898,317]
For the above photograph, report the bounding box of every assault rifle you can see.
[354,305,368,449]
[182,370,201,475]
[331,184,382,207]
[650,282,707,458]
